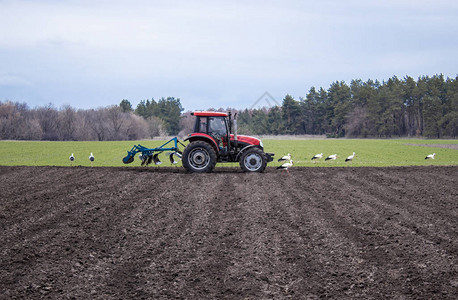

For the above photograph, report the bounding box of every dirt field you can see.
[1,166,457,299]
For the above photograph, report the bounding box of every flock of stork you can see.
[276,152,356,174]
[276,151,437,174]
[68,151,436,171]
[69,153,94,166]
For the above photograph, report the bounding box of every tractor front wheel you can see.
[239,147,267,173]
[182,141,217,173]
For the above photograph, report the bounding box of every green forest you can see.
[1,74,457,140]
[235,75,458,138]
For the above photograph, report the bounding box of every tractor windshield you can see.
[208,117,227,136]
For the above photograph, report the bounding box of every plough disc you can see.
[169,151,182,164]
[152,153,162,165]
[141,154,148,166]
[146,155,154,165]
[123,155,134,164]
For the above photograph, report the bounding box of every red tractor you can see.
[182,111,274,173]
[122,111,274,172]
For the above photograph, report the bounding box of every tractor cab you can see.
[192,112,231,154]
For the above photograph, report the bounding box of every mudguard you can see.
[184,133,220,153]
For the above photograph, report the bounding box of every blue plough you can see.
[122,137,185,165]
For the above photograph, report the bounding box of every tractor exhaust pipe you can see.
[234,118,238,141]
[233,113,238,150]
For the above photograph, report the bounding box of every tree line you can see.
[1,74,456,140]
[235,75,457,138]
[0,97,183,141]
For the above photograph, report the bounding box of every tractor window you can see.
[197,117,208,133]
[209,117,227,135]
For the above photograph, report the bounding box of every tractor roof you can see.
[192,111,228,117]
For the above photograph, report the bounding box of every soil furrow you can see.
[0,166,457,299]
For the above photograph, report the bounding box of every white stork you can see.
[325,154,337,161]
[69,153,75,166]
[345,152,355,162]
[277,160,293,174]
[278,153,291,162]
[311,153,323,162]
[89,153,94,166]
[425,153,435,160]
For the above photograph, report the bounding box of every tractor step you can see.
[265,152,275,162]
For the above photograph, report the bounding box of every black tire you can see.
[239,147,267,173]
[182,141,217,173]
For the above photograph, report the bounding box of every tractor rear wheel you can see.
[239,147,267,172]
[182,141,217,173]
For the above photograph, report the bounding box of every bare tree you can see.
[85,108,109,141]
[178,111,195,138]
[72,109,94,140]
[35,103,59,140]
[0,101,43,140]
[141,116,164,138]
[57,105,77,140]
[124,113,149,140]
[0,101,18,139]
[106,105,125,140]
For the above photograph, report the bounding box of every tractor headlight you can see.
[259,140,264,148]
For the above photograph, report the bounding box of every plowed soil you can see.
[1,166,457,299]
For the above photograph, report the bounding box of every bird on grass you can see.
[277,160,293,174]
[89,152,94,166]
[345,152,356,163]
[278,153,291,162]
[325,154,337,161]
[311,153,323,162]
[69,153,75,166]
[425,153,435,160]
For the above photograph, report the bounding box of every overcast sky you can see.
[0,0,457,111]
